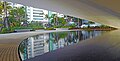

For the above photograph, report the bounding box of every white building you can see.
[27,34,49,59]
[1,1,64,25]
[49,11,64,18]
[7,2,49,23]
[26,7,48,23]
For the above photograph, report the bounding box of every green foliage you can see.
[58,32,68,38]
[0,1,12,14]
[0,1,12,29]
[45,27,54,30]
[61,26,70,28]
[58,17,67,25]
[45,14,48,19]
[12,26,31,29]
[0,7,3,14]
[28,22,44,29]
[51,19,54,24]
[1,28,8,32]
[0,1,3,14]
[8,16,16,22]
[69,23,76,28]
[0,27,13,33]
[88,21,95,24]
[53,32,68,41]
[0,24,3,27]
[9,7,26,22]
[50,14,58,25]
[53,23,75,28]
[8,15,21,27]
[19,42,26,54]
[0,18,3,21]
[53,25,62,28]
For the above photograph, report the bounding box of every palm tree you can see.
[0,1,12,29]
[44,14,52,27]
[51,14,58,26]
[44,14,49,20]
[44,12,58,27]
[0,1,4,23]
[0,1,3,14]
[53,14,58,26]
[9,7,26,26]
[77,18,82,28]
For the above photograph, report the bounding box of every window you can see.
[33,15,43,17]
[33,13,44,15]
[33,10,43,12]
[33,18,43,20]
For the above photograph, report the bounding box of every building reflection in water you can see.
[19,31,102,61]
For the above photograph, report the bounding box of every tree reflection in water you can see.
[19,30,102,61]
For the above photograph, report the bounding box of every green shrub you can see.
[45,27,54,30]
[1,28,10,33]
[0,24,3,27]
[53,25,62,28]
[61,26,70,28]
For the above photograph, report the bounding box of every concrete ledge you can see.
[14,29,34,32]
[55,28,69,30]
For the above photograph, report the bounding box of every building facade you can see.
[26,7,48,23]
[26,34,49,59]
[8,2,49,23]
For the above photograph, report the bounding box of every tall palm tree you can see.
[1,1,12,29]
[0,1,3,14]
[0,2,3,18]
[0,1,4,22]
[53,14,58,26]
[51,14,58,26]
[78,18,82,28]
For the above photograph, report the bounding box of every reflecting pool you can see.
[19,30,104,60]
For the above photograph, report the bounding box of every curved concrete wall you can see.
[4,0,120,28]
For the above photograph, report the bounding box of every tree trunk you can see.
[78,19,82,28]
[78,18,80,28]
[3,1,9,29]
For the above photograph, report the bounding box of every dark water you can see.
[19,30,103,61]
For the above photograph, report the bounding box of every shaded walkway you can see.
[0,44,19,61]
[26,30,120,61]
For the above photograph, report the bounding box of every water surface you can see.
[19,30,104,60]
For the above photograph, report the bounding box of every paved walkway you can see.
[0,30,73,61]
[26,29,120,61]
